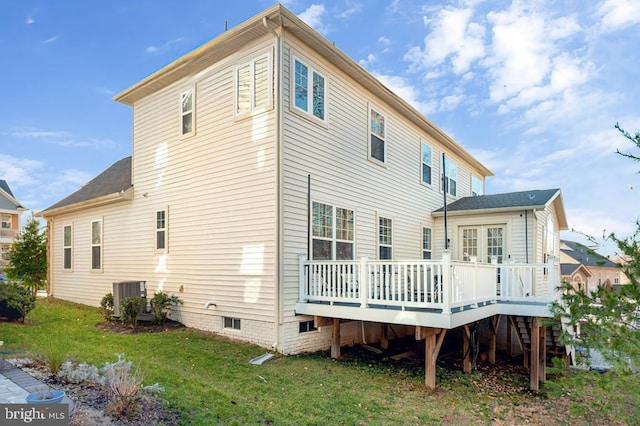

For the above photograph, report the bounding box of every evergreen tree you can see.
[5,215,47,295]
[551,124,640,371]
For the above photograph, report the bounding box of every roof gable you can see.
[39,157,132,216]
[560,239,617,268]
[0,179,26,211]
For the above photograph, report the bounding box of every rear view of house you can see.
[39,5,569,389]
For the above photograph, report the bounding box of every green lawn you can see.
[1,298,639,425]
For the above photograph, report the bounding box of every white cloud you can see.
[373,72,437,115]
[2,128,120,149]
[298,4,330,34]
[405,6,486,75]
[597,0,640,32]
[0,155,42,188]
[145,37,186,54]
[358,53,376,67]
[43,36,59,44]
[337,4,362,19]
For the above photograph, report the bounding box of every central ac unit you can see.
[112,281,148,317]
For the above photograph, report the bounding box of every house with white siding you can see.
[39,4,569,390]
[0,180,26,276]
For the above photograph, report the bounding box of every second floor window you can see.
[421,142,432,185]
[63,224,72,270]
[472,175,484,196]
[236,55,271,116]
[294,58,326,121]
[370,108,386,163]
[1,215,11,229]
[91,220,102,271]
[181,88,194,136]
[442,157,457,196]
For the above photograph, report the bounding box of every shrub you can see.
[119,296,143,328]
[0,282,36,322]
[100,293,114,321]
[99,353,143,420]
[149,291,173,325]
[59,361,100,384]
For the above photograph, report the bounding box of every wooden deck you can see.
[294,252,562,390]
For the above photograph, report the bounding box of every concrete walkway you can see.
[0,359,74,409]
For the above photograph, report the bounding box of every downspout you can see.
[524,210,529,263]
[47,218,53,296]
[264,17,284,353]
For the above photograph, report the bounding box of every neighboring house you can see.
[39,5,569,389]
[0,180,26,275]
[560,240,621,293]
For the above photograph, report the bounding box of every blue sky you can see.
[1,0,639,255]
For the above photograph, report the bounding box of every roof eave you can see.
[432,205,545,217]
[38,187,134,218]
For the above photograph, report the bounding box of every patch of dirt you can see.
[96,319,185,334]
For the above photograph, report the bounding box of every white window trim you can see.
[368,104,387,166]
[180,86,196,138]
[378,214,393,260]
[235,53,273,119]
[441,156,458,197]
[290,54,328,127]
[310,201,355,260]
[422,225,432,259]
[63,224,73,272]
[1,214,11,229]
[471,174,484,196]
[90,219,103,273]
[421,141,432,186]
[223,316,241,330]
[155,208,168,253]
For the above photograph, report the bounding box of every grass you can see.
[1,298,640,425]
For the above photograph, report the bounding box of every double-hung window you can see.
[293,58,326,121]
[181,88,194,136]
[378,217,392,259]
[236,54,271,116]
[1,215,10,229]
[311,202,354,260]
[91,220,102,271]
[369,108,386,164]
[472,175,483,196]
[63,224,72,270]
[421,142,432,185]
[156,210,167,252]
[442,157,458,196]
[422,226,432,259]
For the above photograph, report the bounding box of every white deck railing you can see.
[298,252,560,314]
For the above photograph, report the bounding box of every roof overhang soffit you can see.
[37,186,134,218]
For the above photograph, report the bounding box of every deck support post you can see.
[331,318,341,359]
[489,315,501,364]
[462,324,472,373]
[530,317,547,391]
[381,324,389,350]
[418,327,446,390]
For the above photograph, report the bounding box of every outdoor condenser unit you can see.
[112,281,147,317]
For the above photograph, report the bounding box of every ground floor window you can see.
[299,320,317,333]
[379,216,392,259]
[422,226,432,259]
[311,202,354,260]
[223,317,241,330]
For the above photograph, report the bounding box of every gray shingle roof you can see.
[40,157,132,214]
[434,189,560,213]
[0,180,15,198]
[560,240,617,268]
